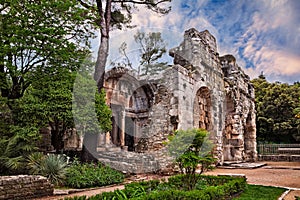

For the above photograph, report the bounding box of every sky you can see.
[97,0,300,83]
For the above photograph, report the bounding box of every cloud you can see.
[233,0,300,82]
[104,0,300,83]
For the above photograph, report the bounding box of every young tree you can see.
[134,31,167,75]
[78,0,172,90]
[73,59,112,160]
[167,128,216,190]
[73,61,112,136]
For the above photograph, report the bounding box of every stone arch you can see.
[193,87,212,131]
[243,108,257,161]
[128,84,154,112]
[125,84,155,151]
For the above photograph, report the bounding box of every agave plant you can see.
[27,153,69,185]
[41,154,69,185]
[27,152,45,175]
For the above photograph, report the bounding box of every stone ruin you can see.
[39,28,257,173]
[97,28,257,172]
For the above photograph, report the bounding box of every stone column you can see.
[133,118,138,145]
[105,132,111,145]
[120,110,125,147]
[98,133,105,146]
[112,116,118,145]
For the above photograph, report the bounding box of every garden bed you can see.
[64,174,247,200]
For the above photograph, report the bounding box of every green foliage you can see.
[167,128,215,189]
[27,152,45,175]
[295,196,300,200]
[124,180,160,198]
[27,153,69,185]
[0,0,93,100]
[73,62,112,135]
[168,128,215,172]
[64,175,246,200]
[0,125,40,174]
[134,31,168,76]
[65,162,124,188]
[14,69,77,152]
[95,89,113,133]
[0,0,94,173]
[0,91,41,175]
[233,184,286,200]
[251,76,300,143]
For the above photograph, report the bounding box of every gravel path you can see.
[38,162,300,200]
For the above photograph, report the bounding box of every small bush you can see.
[27,153,68,185]
[124,180,160,198]
[167,128,216,190]
[65,162,124,188]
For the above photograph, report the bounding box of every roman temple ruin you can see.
[95,28,257,172]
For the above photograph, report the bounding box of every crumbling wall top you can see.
[184,28,217,54]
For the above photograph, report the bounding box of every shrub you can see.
[27,153,69,185]
[65,162,124,188]
[64,174,246,200]
[167,128,216,190]
[124,180,160,198]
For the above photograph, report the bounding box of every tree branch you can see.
[112,0,171,6]
[77,0,93,9]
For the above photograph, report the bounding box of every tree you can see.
[0,93,41,174]
[73,60,112,136]
[72,59,112,160]
[0,0,93,102]
[252,76,300,143]
[134,31,167,75]
[27,69,77,152]
[78,0,172,90]
[167,128,216,190]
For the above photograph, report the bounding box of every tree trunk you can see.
[81,132,99,162]
[94,35,109,91]
[50,123,64,153]
[94,0,111,91]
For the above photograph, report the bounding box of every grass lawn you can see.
[233,184,287,200]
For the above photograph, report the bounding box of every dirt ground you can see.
[38,162,300,200]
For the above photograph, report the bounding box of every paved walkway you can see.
[38,162,300,200]
[205,162,300,200]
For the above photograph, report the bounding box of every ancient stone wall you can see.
[220,55,257,162]
[96,28,257,171]
[0,175,53,200]
[169,28,226,163]
[37,126,82,152]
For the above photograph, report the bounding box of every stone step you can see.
[96,151,160,174]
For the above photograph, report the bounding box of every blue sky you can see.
[103,0,300,83]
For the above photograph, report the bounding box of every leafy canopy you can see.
[0,0,93,100]
[251,76,300,143]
